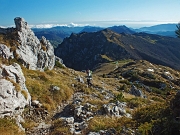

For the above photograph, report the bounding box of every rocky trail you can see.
[27,81,132,135]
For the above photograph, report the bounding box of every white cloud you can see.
[29,22,89,28]
[0,22,90,29]
[0,26,7,28]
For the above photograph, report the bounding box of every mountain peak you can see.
[55,29,180,71]
[14,17,29,31]
[0,17,57,70]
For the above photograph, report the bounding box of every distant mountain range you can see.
[55,29,180,71]
[32,23,178,48]
[134,24,177,37]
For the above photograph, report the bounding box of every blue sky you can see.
[1,0,180,28]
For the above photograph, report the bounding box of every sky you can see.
[0,0,180,28]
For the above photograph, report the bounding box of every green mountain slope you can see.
[55,29,180,71]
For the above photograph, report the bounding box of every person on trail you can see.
[86,69,92,86]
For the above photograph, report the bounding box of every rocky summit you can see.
[0,17,56,70]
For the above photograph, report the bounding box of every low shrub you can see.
[55,60,65,68]
[112,92,125,102]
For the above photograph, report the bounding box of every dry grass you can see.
[5,77,21,92]
[0,31,19,47]
[0,118,25,135]
[123,92,136,99]
[21,119,38,130]
[41,44,47,51]
[50,119,71,135]
[22,67,75,112]
[21,90,29,100]
[101,55,113,61]
[88,116,134,133]
[93,59,133,75]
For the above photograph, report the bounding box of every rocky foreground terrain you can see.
[0,18,180,135]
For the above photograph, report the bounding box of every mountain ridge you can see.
[55,29,180,71]
[33,23,178,48]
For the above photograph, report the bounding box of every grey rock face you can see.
[130,85,144,97]
[0,44,14,59]
[14,17,55,70]
[0,63,31,117]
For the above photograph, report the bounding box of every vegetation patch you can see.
[0,118,24,135]
[88,116,134,134]
[132,102,180,134]
[21,90,29,99]
[50,119,71,135]
[22,67,74,112]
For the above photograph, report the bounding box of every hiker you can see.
[86,69,92,86]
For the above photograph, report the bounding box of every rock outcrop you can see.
[0,17,56,70]
[103,101,131,117]
[130,85,145,98]
[14,17,55,70]
[0,63,31,118]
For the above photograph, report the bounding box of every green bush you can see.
[113,92,124,102]
[55,60,65,68]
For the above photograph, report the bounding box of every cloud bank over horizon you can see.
[1,20,178,29]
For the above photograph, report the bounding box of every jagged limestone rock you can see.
[14,17,55,70]
[0,63,31,118]
[0,44,14,59]
[0,17,63,70]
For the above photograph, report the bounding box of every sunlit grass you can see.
[50,119,71,135]
[88,116,134,133]
[0,118,24,135]
[22,67,74,112]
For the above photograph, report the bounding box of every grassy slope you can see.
[1,58,180,134]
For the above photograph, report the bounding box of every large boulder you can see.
[0,63,31,117]
[14,17,55,70]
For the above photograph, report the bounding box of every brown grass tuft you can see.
[21,90,29,100]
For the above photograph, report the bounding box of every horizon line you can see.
[0,21,178,29]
